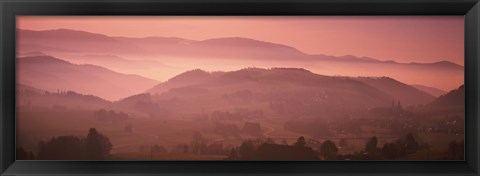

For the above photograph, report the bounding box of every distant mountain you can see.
[140,68,436,118]
[17,84,111,110]
[407,61,464,70]
[17,84,45,95]
[411,84,447,97]
[193,37,302,52]
[17,28,464,91]
[147,69,215,94]
[17,29,153,57]
[114,36,194,49]
[355,77,436,106]
[186,37,306,61]
[420,85,464,114]
[17,51,47,58]
[17,29,465,68]
[17,55,160,101]
[430,85,464,107]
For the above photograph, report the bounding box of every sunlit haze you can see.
[17,16,464,65]
[16,16,464,96]
[16,16,466,161]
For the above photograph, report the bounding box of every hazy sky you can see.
[17,16,464,65]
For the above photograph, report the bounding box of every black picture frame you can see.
[1,0,479,175]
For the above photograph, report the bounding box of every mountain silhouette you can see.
[17,55,160,101]
[143,68,435,118]
[17,84,111,110]
[17,28,464,91]
[355,77,435,106]
[17,28,153,57]
[17,28,463,67]
[419,85,464,114]
[430,85,464,106]
[410,84,446,97]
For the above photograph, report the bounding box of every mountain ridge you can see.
[17,55,160,101]
[147,67,434,107]
[17,28,463,67]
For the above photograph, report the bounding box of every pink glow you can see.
[17,16,464,65]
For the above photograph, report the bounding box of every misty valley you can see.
[15,26,464,160]
[16,56,464,160]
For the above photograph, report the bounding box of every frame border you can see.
[1,0,479,175]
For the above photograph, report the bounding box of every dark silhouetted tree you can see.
[365,136,378,154]
[207,142,224,155]
[320,140,338,160]
[17,147,35,160]
[151,145,167,153]
[227,149,239,160]
[404,133,419,154]
[191,132,207,154]
[239,140,255,159]
[173,144,189,153]
[447,140,464,160]
[37,136,85,160]
[86,128,112,160]
[295,136,306,147]
[382,143,401,159]
[254,143,318,160]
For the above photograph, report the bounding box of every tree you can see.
[36,128,112,160]
[295,136,306,147]
[447,140,464,160]
[265,138,276,144]
[239,140,255,159]
[37,136,86,160]
[86,128,112,160]
[191,132,207,154]
[173,144,189,153]
[365,136,378,154]
[17,147,35,160]
[404,133,419,154]
[254,143,318,160]
[227,149,239,160]
[382,143,401,159]
[151,145,167,153]
[319,140,338,160]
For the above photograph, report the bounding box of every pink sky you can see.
[17,16,464,65]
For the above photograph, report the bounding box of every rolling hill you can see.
[17,84,111,110]
[355,77,435,106]
[137,68,436,118]
[17,55,160,101]
[430,84,464,107]
[17,29,152,57]
[17,28,464,91]
[411,84,447,97]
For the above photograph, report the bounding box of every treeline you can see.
[44,90,110,104]
[225,133,463,160]
[17,128,112,160]
[170,132,232,156]
[283,104,465,138]
[227,136,318,160]
[345,134,422,160]
[94,109,129,123]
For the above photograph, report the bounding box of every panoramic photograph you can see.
[16,16,464,160]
